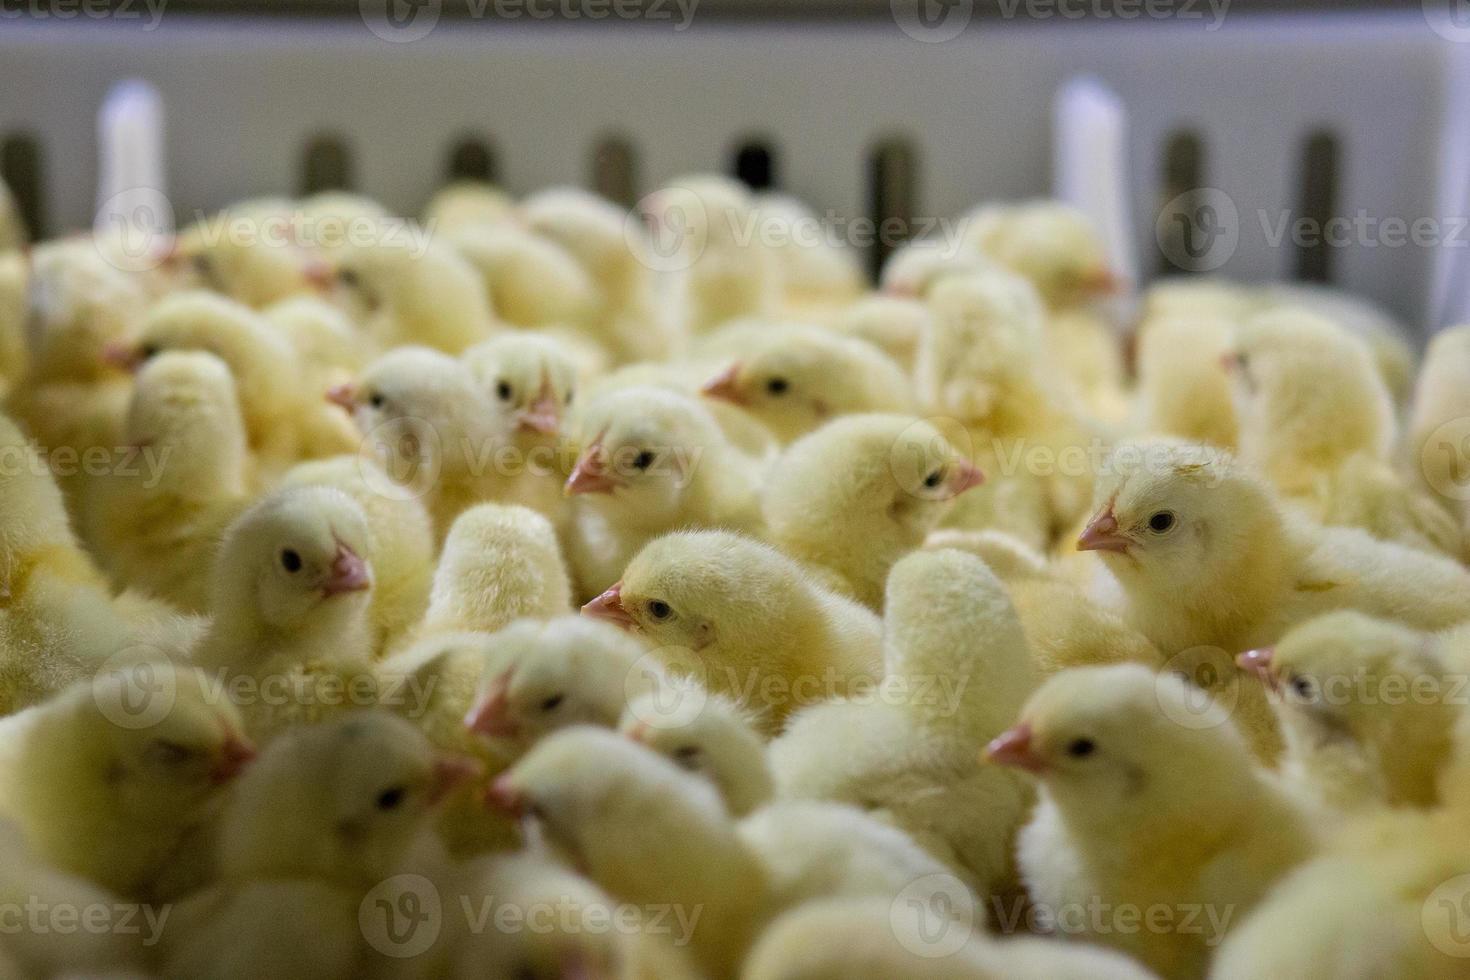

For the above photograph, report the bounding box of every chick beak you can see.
[564,439,622,496]
[482,774,526,818]
[984,724,1048,774]
[581,583,637,631]
[884,281,918,299]
[1236,647,1280,692]
[325,381,358,411]
[516,375,561,435]
[625,720,652,745]
[428,754,484,804]
[1080,265,1123,296]
[464,668,518,739]
[948,460,986,497]
[700,363,747,405]
[209,734,257,785]
[1219,352,1242,373]
[301,258,336,293]
[1077,506,1132,554]
[101,341,144,373]
[322,543,371,597]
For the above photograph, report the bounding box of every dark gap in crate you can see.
[300,133,354,196]
[1156,128,1205,277]
[867,137,918,283]
[1293,129,1339,284]
[0,132,45,241]
[733,141,776,191]
[592,135,637,208]
[447,137,497,184]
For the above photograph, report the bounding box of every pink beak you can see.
[516,374,561,435]
[1077,506,1132,554]
[483,774,526,818]
[984,723,1048,774]
[322,543,371,597]
[1080,266,1123,296]
[884,281,918,299]
[581,582,637,630]
[564,438,622,496]
[428,754,484,804]
[624,720,651,745]
[210,734,257,785]
[325,381,357,411]
[101,341,144,373]
[948,459,986,496]
[1236,648,1279,691]
[302,259,335,292]
[464,667,518,739]
[700,363,746,405]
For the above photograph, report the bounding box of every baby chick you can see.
[0,177,21,251]
[770,548,1039,894]
[586,529,883,734]
[753,192,866,314]
[1132,313,1239,449]
[880,237,994,299]
[1408,323,1470,516]
[422,179,514,234]
[700,325,914,444]
[83,350,251,613]
[0,664,255,900]
[564,384,764,598]
[620,682,774,815]
[828,293,929,374]
[762,414,985,608]
[450,220,599,330]
[991,664,1317,979]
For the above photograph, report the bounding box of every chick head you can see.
[220,710,478,886]
[212,485,373,637]
[464,616,645,749]
[124,350,248,492]
[878,239,993,299]
[765,414,985,542]
[166,200,319,308]
[621,683,771,815]
[27,241,148,381]
[987,663,1252,820]
[920,269,1046,419]
[83,663,255,824]
[521,186,641,296]
[565,386,726,519]
[968,200,1119,306]
[643,174,756,255]
[1078,439,1274,596]
[463,333,580,442]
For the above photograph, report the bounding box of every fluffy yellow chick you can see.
[620,681,773,815]
[1408,323,1470,515]
[645,174,779,333]
[422,179,514,235]
[0,250,27,396]
[0,664,255,900]
[451,221,599,330]
[333,345,515,540]
[323,236,496,354]
[262,293,375,391]
[585,529,883,735]
[163,198,320,308]
[753,192,866,313]
[277,454,435,655]
[770,548,1039,894]
[990,664,1317,979]
[165,711,475,980]
[190,486,376,738]
[521,186,684,365]
[828,293,929,374]
[1133,313,1238,449]
[700,325,914,443]
[879,237,995,299]
[762,414,986,608]
[563,385,764,598]
[0,177,21,251]
[84,351,251,613]
[416,503,572,639]
[1210,807,1470,980]
[1239,611,1464,813]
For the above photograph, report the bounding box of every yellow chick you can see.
[620,681,774,816]
[879,237,995,299]
[262,293,376,396]
[584,529,883,735]
[762,414,986,608]
[323,236,496,354]
[1239,610,1464,813]
[163,198,320,308]
[521,186,685,365]
[1408,323,1470,519]
[1132,313,1238,449]
[0,664,255,900]
[422,179,514,235]
[0,250,27,397]
[700,325,915,444]
[753,192,866,313]
[828,293,929,374]
[333,345,516,540]
[769,548,1039,894]
[83,351,251,613]
[989,664,1318,979]
[0,177,21,251]
[417,503,572,639]
[450,220,599,331]
[564,384,764,598]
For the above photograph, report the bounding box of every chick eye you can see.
[1066,738,1096,758]
[375,787,405,811]
[647,600,672,620]
[496,380,513,401]
[1147,511,1176,533]
[672,745,703,768]
[539,694,564,712]
[765,377,789,396]
[1289,675,1317,701]
[146,740,193,766]
[565,389,574,406]
[191,255,212,274]
[632,450,656,471]
[338,268,360,289]
[923,470,943,489]
[139,343,160,361]
[367,392,386,409]
[280,549,303,573]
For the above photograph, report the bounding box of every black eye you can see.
[673,745,702,767]
[191,255,212,273]
[923,471,943,489]
[1290,675,1316,701]
[648,600,672,620]
[339,269,360,288]
[367,392,386,409]
[1148,511,1176,533]
[376,787,405,810]
[633,451,655,470]
[147,741,192,766]
[565,389,574,406]
[539,694,564,712]
[139,344,160,361]
[765,377,789,395]
[280,549,303,572]
[496,381,513,401]
[1066,738,1096,758]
